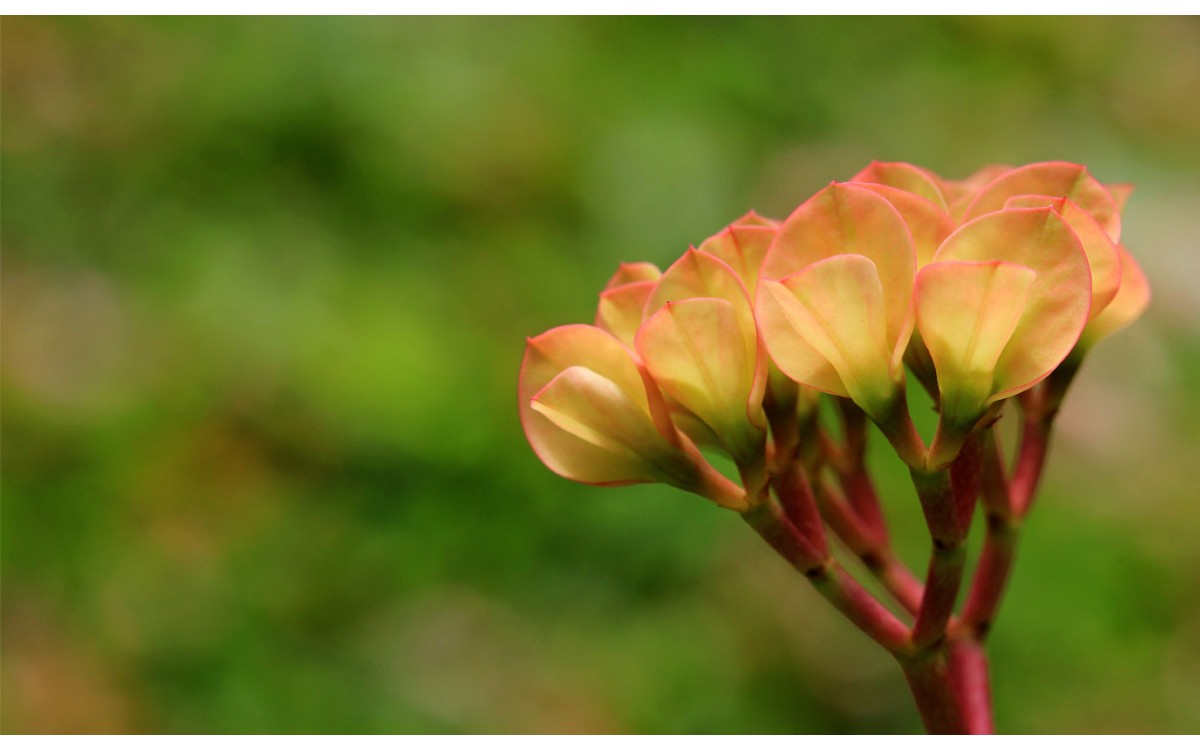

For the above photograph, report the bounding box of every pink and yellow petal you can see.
[757,279,847,397]
[759,255,897,418]
[963,161,1122,243]
[530,365,683,484]
[762,183,916,350]
[943,163,1012,221]
[519,325,745,507]
[646,247,757,344]
[595,280,656,348]
[933,208,1091,402]
[520,324,677,449]
[698,224,777,296]
[604,262,661,290]
[637,298,766,461]
[851,161,949,209]
[1004,194,1122,318]
[1079,245,1151,349]
[915,260,1037,425]
[1106,183,1134,214]
[854,183,957,267]
[648,247,750,311]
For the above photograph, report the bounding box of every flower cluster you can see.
[519,161,1149,509]
[518,160,1151,733]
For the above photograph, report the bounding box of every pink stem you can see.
[773,464,829,561]
[947,638,994,734]
[1010,413,1050,517]
[836,400,890,542]
[743,497,910,654]
[911,541,966,648]
[901,650,967,734]
[962,516,1017,637]
[813,476,924,615]
[814,563,913,654]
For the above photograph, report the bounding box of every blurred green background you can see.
[3,17,1199,734]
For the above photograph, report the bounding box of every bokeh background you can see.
[3,16,1199,733]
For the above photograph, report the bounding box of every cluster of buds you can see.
[519,161,1149,733]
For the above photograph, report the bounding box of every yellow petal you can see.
[762,182,916,364]
[520,325,677,484]
[604,262,661,290]
[530,365,688,485]
[758,255,896,418]
[595,280,655,348]
[963,161,1122,243]
[851,161,949,209]
[698,224,777,297]
[943,163,1012,221]
[933,208,1092,402]
[1106,183,1134,214]
[645,248,758,361]
[1004,194,1122,319]
[637,298,766,461]
[1080,244,1151,348]
[854,183,957,267]
[915,260,1037,425]
[757,279,845,397]
[731,209,779,228]
[647,247,751,313]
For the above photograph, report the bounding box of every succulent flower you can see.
[519,160,1152,734]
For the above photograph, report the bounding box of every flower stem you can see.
[836,400,890,542]
[900,649,967,733]
[947,637,994,733]
[962,514,1018,637]
[813,476,924,615]
[742,497,910,654]
[810,562,913,654]
[912,541,966,648]
[1010,409,1050,516]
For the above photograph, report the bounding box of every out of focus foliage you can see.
[3,17,1199,733]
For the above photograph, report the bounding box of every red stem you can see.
[813,476,924,615]
[962,516,1018,636]
[949,431,984,536]
[1010,412,1050,516]
[908,467,966,648]
[773,464,829,561]
[743,496,910,654]
[901,650,967,734]
[911,541,966,648]
[836,400,890,542]
[812,562,913,654]
[947,638,994,734]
